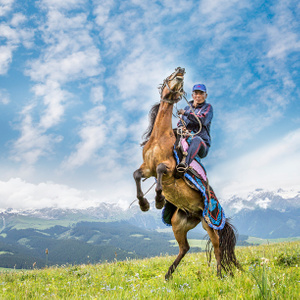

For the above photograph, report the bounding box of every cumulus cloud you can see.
[198,0,250,25]
[187,0,299,150]
[0,13,33,74]
[0,0,299,211]
[10,12,26,26]
[90,86,104,104]
[265,0,300,60]
[11,2,102,165]
[210,127,300,199]
[0,178,100,210]
[10,103,63,165]
[0,45,14,75]
[93,0,114,27]
[27,48,101,83]
[40,0,87,11]
[62,105,107,169]
[215,87,287,147]
[0,88,10,104]
[0,0,14,17]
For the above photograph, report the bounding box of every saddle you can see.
[162,130,226,230]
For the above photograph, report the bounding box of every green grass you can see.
[169,239,208,250]
[246,236,300,245]
[0,251,13,255]
[169,236,300,250]
[0,241,299,299]
[8,216,77,230]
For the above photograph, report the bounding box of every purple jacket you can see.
[177,101,213,147]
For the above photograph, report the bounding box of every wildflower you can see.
[260,257,269,266]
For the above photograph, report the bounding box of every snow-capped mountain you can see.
[220,188,300,238]
[221,188,300,215]
[1,188,299,238]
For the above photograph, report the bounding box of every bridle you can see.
[159,67,186,104]
[158,67,202,136]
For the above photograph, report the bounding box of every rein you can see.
[175,94,203,138]
[159,72,203,138]
[129,179,156,208]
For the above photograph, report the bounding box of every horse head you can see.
[159,67,185,103]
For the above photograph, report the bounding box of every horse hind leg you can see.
[218,220,241,274]
[202,220,222,276]
[202,219,241,276]
[133,168,150,212]
[165,209,200,280]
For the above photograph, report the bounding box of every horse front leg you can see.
[155,163,167,209]
[133,168,150,212]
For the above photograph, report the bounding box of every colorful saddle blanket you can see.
[169,136,226,230]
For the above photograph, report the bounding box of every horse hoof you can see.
[155,196,165,209]
[165,273,171,281]
[139,198,150,212]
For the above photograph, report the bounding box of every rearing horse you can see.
[133,67,240,279]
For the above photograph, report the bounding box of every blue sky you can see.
[0,0,299,210]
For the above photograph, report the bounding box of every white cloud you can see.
[0,45,14,74]
[12,3,102,165]
[210,127,300,199]
[0,15,33,74]
[1,0,299,211]
[10,12,26,26]
[265,0,300,60]
[31,80,70,130]
[0,23,16,74]
[113,55,174,101]
[198,0,249,25]
[40,0,87,10]
[27,47,101,83]
[90,86,104,104]
[0,0,14,17]
[93,0,114,26]
[215,87,286,147]
[0,88,10,104]
[62,105,107,169]
[11,103,63,165]
[0,178,100,210]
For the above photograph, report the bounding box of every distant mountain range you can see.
[2,187,298,235]
[222,188,300,214]
[221,188,300,239]
[0,188,299,268]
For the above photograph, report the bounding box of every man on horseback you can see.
[134,69,240,278]
[177,84,213,170]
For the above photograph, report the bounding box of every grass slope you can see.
[0,241,299,299]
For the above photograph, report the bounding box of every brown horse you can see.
[133,67,240,279]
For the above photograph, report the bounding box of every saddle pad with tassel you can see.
[171,136,226,230]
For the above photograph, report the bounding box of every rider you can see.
[177,83,213,169]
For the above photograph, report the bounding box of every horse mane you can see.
[141,103,160,146]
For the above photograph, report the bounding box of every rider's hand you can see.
[178,109,185,115]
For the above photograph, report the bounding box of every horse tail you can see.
[141,103,160,146]
[218,219,242,273]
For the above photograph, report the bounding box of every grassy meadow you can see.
[0,241,299,299]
